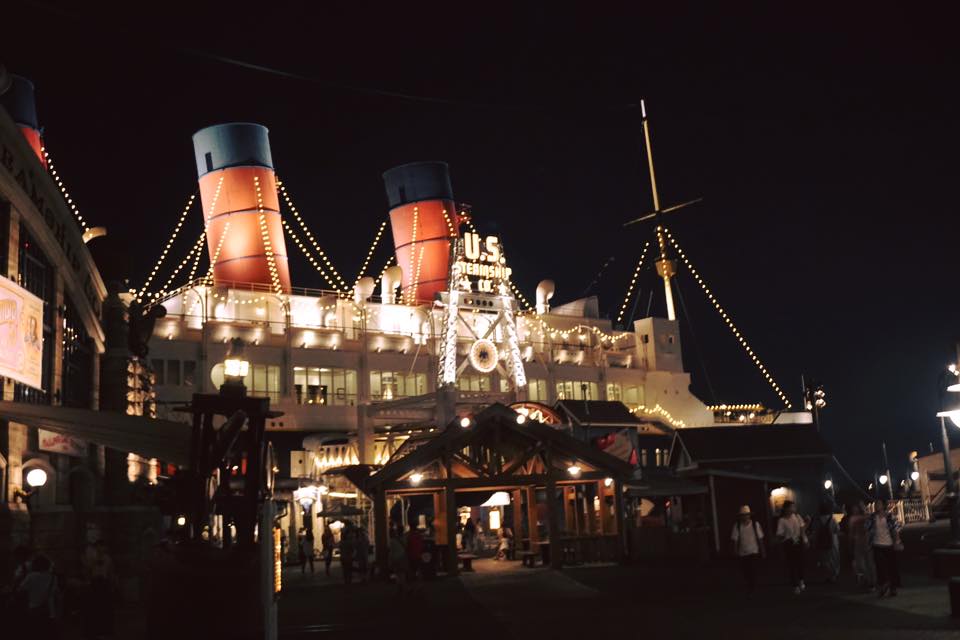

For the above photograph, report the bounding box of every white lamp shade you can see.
[481,491,511,507]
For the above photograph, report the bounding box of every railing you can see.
[895,497,930,524]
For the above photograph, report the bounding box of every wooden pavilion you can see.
[361,403,635,575]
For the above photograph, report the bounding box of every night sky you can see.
[7,4,959,485]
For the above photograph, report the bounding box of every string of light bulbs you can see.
[353,220,388,288]
[254,175,284,297]
[157,230,207,298]
[276,179,348,291]
[616,241,651,324]
[281,217,338,289]
[137,193,198,301]
[186,231,206,284]
[205,220,232,284]
[403,206,420,305]
[41,146,89,234]
[664,226,792,409]
[507,279,534,311]
[630,404,687,429]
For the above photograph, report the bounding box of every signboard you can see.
[39,429,87,457]
[0,277,43,389]
[454,232,513,293]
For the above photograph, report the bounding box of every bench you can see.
[458,553,478,572]
[519,550,538,568]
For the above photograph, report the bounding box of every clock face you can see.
[469,338,499,373]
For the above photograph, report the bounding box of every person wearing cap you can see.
[731,505,765,592]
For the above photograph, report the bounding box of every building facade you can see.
[0,75,109,575]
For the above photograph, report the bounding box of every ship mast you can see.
[640,100,678,322]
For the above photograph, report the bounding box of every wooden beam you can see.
[378,471,616,492]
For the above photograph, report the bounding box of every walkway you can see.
[278,557,959,639]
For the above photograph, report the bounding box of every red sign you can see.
[38,429,87,457]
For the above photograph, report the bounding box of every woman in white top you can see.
[776,500,808,594]
[730,505,765,592]
[867,499,901,597]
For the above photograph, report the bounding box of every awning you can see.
[0,400,192,466]
[626,474,708,498]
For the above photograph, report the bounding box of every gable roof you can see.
[555,400,644,428]
[672,424,832,465]
[365,403,635,490]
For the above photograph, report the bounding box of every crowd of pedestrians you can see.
[730,498,903,597]
[1,540,117,639]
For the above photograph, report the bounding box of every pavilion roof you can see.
[364,403,635,492]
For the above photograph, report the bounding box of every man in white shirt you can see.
[731,505,765,592]
[776,500,808,594]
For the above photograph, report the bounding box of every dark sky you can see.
[7,4,960,485]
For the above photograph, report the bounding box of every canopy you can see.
[0,401,192,465]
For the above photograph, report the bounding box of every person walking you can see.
[776,500,808,594]
[848,501,876,589]
[16,554,60,638]
[462,517,476,552]
[321,526,335,577]
[388,525,409,595]
[406,526,424,592]
[301,529,316,574]
[866,499,902,597]
[356,527,370,581]
[731,505,765,592]
[810,504,840,583]
[339,523,356,585]
[81,540,117,639]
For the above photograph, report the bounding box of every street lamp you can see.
[221,337,249,397]
[26,468,48,489]
[936,365,960,545]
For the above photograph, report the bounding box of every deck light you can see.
[604,477,613,488]
[823,479,833,490]
[516,414,526,424]
[410,472,423,485]
[460,417,472,428]
[878,474,888,485]
[910,470,920,481]
[567,464,582,477]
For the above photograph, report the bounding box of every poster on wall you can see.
[39,429,87,457]
[0,277,44,389]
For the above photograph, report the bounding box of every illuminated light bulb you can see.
[879,474,888,485]
[410,472,423,485]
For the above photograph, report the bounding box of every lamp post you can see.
[222,337,250,398]
[936,364,960,545]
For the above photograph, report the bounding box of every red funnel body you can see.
[383,162,458,303]
[193,124,291,292]
[1,75,46,167]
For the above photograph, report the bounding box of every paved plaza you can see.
[278,554,959,639]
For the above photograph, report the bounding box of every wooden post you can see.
[595,481,605,535]
[374,488,389,578]
[708,474,720,554]
[512,489,522,534]
[434,492,447,546]
[546,477,562,569]
[613,479,626,562]
[445,483,459,576]
[563,486,576,533]
[526,486,539,548]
